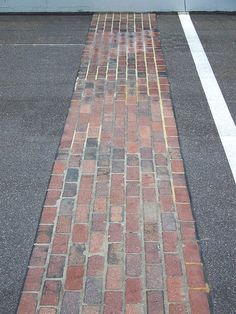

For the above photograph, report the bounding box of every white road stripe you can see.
[179,12,236,184]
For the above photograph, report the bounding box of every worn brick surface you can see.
[17,13,210,314]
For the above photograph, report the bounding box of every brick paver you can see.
[18,13,210,314]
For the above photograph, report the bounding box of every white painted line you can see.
[179,12,236,184]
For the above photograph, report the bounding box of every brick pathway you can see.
[17,13,210,314]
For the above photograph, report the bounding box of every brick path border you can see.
[17,13,210,314]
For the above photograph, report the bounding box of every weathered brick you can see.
[189,290,210,314]
[87,255,104,276]
[18,293,37,314]
[51,234,69,254]
[145,242,160,264]
[167,277,185,302]
[104,291,123,313]
[125,233,142,253]
[147,291,164,314]
[126,254,142,277]
[29,245,48,266]
[36,225,53,244]
[65,266,84,290]
[72,224,88,243]
[84,277,103,305]
[47,255,65,278]
[146,264,162,289]
[59,198,75,215]
[161,213,176,231]
[108,243,123,264]
[23,267,44,291]
[41,280,61,306]
[61,291,81,314]
[108,223,123,242]
[106,265,123,290]
[56,215,72,233]
[125,278,142,304]
[68,243,86,265]
[40,207,57,224]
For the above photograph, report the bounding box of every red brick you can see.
[52,160,66,175]
[189,290,210,314]
[51,234,69,254]
[87,255,104,276]
[89,232,104,253]
[80,175,94,189]
[126,214,140,232]
[108,223,123,242]
[29,245,48,266]
[40,207,57,224]
[175,187,190,203]
[146,265,162,289]
[127,182,139,197]
[127,167,139,181]
[165,254,183,276]
[77,189,92,205]
[172,173,187,187]
[72,224,88,243]
[94,197,107,213]
[104,291,122,312]
[24,268,44,291]
[183,242,201,263]
[82,160,96,173]
[41,280,61,306]
[126,197,140,214]
[171,160,184,173]
[125,278,142,304]
[125,233,142,253]
[18,293,37,314]
[76,205,90,222]
[65,266,84,290]
[144,223,159,241]
[47,255,65,278]
[92,213,106,232]
[177,203,194,221]
[56,215,72,233]
[127,143,139,153]
[142,173,155,187]
[147,291,164,314]
[38,308,57,314]
[125,304,143,314]
[143,188,156,202]
[167,277,185,302]
[44,190,61,206]
[186,264,206,288]
[160,195,174,212]
[181,222,196,241]
[110,206,123,222]
[169,304,187,314]
[126,254,142,277]
[106,265,122,290]
[145,242,160,264]
[36,225,53,244]
[48,175,64,190]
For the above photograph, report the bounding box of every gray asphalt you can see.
[158,14,236,314]
[0,15,91,314]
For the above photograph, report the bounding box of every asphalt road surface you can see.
[0,14,91,313]
[158,13,236,314]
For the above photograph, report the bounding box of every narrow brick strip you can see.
[17,13,210,314]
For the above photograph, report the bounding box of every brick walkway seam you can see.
[17,13,210,314]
